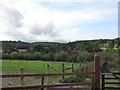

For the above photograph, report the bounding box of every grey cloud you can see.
[0,4,67,42]
[30,22,59,37]
[5,8,23,27]
[0,4,26,41]
[0,4,24,28]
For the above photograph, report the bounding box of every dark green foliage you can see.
[59,76,91,83]
[99,50,119,71]
[2,38,119,66]
[54,51,68,61]
[66,51,79,62]
[2,53,10,59]
[59,76,85,83]
[10,51,19,59]
[33,52,42,60]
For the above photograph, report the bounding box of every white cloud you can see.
[0,0,117,42]
[33,0,119,3]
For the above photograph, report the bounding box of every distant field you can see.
[100,47,118,51]
[2,60,80,74]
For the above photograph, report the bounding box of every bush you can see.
[84,78,91,82]
[77,51,93,63]
[54,51,68,61]
[99,50,119,71]
[24,53,34,60]
[2,53,10,59]
[10,51,19,59]
[33,52,42,60]
[59,76,85,83]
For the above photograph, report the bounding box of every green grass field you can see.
[2,60,119,88]
[2,60,80,74]
[2,60,81,87]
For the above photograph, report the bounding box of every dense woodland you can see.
[0,38,120,71]
[1,38,119,59]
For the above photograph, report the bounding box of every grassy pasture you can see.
[2,60,80,74]
[2,60,81,87]
[2,60,119,88]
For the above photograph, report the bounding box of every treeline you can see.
[1,38,120,63]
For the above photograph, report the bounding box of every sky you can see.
[0,0,119,42]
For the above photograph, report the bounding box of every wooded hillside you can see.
[1,38,119,61]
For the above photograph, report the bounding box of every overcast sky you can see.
[0,0,118,42]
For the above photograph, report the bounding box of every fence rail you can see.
[1,72,94,77]
[1,55,100,90]
[1,72,95,90]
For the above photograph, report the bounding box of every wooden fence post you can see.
[46,64,50,85]
[79,62,81,69]
[62,63,64,80]
[41,76,44,90]
[94,54,100,90]
[46,64,50,73]
[72,63,74,72]
[20,68,24,88]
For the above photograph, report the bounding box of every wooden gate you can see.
[101,72,120,90]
